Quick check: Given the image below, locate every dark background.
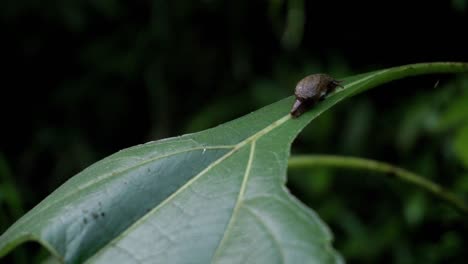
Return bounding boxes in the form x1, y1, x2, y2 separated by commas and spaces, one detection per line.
1, 1, 468, 263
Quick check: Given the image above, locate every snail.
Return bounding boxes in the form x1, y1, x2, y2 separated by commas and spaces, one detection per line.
290, 73, 343, 118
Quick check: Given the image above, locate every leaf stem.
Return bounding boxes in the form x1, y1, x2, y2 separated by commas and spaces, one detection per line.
288, 155, 468, 215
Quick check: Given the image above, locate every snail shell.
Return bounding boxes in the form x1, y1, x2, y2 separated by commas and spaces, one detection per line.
290, 73, 343, 118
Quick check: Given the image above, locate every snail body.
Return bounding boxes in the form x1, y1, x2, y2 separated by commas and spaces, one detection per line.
290, 73, 343, 118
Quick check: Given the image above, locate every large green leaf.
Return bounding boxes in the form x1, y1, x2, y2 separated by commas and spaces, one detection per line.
1, 63, 466, 264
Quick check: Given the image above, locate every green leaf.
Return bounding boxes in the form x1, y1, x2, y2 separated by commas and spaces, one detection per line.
1, 63, 466, 264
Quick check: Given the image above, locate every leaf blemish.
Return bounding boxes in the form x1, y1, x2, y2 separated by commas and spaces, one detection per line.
92, 212, 99, 220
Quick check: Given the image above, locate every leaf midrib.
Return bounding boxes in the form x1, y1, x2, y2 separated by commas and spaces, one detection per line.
210, 141, 257, 262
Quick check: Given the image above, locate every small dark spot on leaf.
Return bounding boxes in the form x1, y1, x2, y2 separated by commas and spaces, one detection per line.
83, 218, 88, 224
92, 212, 99, 219
146, 208, 151, 213
101, 212, 105, 217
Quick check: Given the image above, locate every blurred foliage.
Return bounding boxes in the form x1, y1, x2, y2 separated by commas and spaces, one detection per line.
0, 154, 26, 264
288, 76, 468, 263
452, 0, 468, 12
1, 0, 468, 263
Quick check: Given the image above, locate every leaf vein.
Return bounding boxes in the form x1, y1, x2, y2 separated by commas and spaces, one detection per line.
243, 205, 285, 264
210, 141, 256, 262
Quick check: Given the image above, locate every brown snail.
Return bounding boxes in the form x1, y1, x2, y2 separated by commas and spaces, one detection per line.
290, 73, 343, 118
